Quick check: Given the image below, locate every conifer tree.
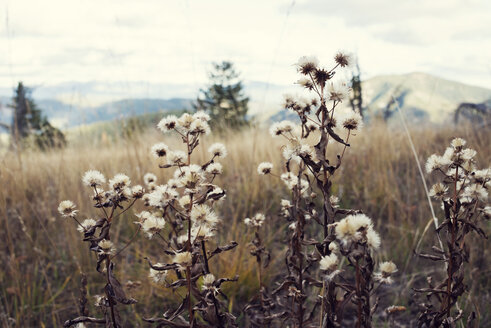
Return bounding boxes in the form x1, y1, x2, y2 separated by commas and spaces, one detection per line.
4, 82, 65, 150
195, 61, 249, 129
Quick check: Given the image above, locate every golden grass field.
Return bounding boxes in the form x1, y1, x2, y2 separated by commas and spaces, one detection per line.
1, 121, 490, 327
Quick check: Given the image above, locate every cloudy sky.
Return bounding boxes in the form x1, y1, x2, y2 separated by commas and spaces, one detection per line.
1, 0, 490, 103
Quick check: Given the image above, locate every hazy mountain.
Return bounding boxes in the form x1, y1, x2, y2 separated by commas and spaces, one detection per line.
1, 73, 490, 129
0, 97, 193, 128
261, 72, 491, 124
362, 72, 491, 123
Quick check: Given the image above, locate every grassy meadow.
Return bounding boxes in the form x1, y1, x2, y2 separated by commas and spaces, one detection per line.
1, 121, 490, 327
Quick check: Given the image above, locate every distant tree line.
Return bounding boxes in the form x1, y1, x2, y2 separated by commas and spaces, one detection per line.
0, 82, 65, 150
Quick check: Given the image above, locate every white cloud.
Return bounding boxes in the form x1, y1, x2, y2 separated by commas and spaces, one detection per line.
0, 0, 490, 101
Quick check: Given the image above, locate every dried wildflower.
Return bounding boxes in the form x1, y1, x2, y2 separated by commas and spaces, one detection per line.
257, 162, 273, 175
58, 200, 78, 217
189, 119, 211, 135
328, 80, 350, 102
142, 216, 165, 238
151, 143, 169, 158
450, 137, 466, 149
149, 264, 167, 284
425, 154, 452, 173
143, 173, 157, 185
147, 185, 179, 208
366, 228, 381, 250
319, 253, 338, 271
167, 150, 186, 165
98, 239, 115, 255
82, 170, 106, 187
334, 51, 353, 68
244, 213, 266, 228
208, 143, 227, 158
463, 183, 488, 202
77, 218, 97, 233
206, 162, 223, 175
190, 204, 219, 226
157, 115, 178, 132
177, 113, 195, 130
269, 120, 295, 137
375, 261, 397, 284
337, 109, 363, 130
428, 182, 448, 199
193, 110, 211, 122
179, 195, 191, 208
295, 55, 319, 74
202, 273, 215, 286
296, 78, 314, 90
130, 185, 144, 198
173, 251, 192, 269
109, 173, 131, 190
281, 172, 299, 190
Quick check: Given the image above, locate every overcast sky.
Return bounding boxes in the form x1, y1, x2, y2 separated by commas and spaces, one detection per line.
1, 0, 491, 100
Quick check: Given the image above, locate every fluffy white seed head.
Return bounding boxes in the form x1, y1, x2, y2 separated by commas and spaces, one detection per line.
295, 56, 319, 74
147, 185, 179, 208
319, 253, 338, 271
202, 273, 215, 286
109, 174, 131, 190
334, 51, 353, 68
425, 154, 452, 173
173, 251, 192, 269
142, 216, 165, 238
428, 183, 448, 199
206, 162, 223, 175
257, 162, 273, 175
151, 143, 169, 158
157, 115, 178, 132
149, 264, 168, 284
208, 143, 227, 158
82, 170, 106, 187
193, 111, 211, 122
167, 150, 187, 165
77, 218, 97, 233
328, 80, 350, 102
244, 213, 266, 228
143, 173, 157, 185
58, 200, 78, 217
451, 137, 466, 149
98, 239, 115, 255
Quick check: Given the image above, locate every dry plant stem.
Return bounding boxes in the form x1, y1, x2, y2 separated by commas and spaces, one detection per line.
443, 167, 459, 316
355, 260, 362, 328
106, 256, 118, 328
319, 281, 325, 328
111, 226, 141, 260
186, 265, 193, 326
201, 240, 210, 274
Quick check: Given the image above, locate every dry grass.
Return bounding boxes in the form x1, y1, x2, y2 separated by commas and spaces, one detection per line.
0, 122, 490, 327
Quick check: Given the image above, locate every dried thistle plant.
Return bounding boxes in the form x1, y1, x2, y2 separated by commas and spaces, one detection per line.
140, 111, 238, 327
253, 54, 397, 328
59, 170, 143, 327
243, 213, 276, 327
416, 138, 490, 327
